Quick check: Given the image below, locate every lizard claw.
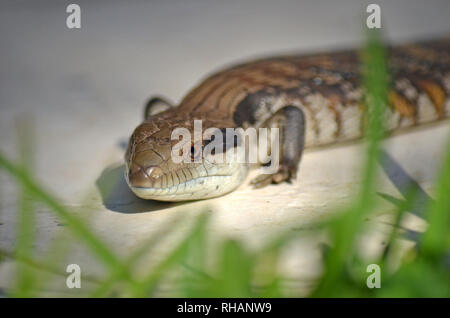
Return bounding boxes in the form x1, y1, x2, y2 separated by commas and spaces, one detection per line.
250, 166, 295, 189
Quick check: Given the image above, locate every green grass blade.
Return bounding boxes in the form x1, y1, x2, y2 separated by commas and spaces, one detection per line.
421, 137, 450, 261
0, 152, 137, 288
90, 215, 186, 297
12, 118, 36, 297
132, 213, 209, 297
312, 29, 388, 297
215, 239, 253, 297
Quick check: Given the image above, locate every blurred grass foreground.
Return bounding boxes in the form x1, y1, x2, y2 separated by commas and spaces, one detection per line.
0, 30, 449, 297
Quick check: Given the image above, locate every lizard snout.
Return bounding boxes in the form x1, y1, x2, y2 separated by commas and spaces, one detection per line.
128, 163, 164, 188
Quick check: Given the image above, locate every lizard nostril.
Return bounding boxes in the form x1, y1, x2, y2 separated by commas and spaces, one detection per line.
146, 166, 164, 180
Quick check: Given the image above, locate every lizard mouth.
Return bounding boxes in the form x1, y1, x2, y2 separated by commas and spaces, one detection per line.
127, 175, 236, 201
124, 163, 249, 201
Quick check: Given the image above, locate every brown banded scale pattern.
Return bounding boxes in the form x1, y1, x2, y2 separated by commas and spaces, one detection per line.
178, 38, 450, 147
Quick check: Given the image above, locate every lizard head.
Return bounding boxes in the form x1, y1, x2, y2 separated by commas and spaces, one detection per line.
124, 113, 248, 201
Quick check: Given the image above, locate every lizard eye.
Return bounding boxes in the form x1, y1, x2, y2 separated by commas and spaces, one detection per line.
190, 144, 202, 160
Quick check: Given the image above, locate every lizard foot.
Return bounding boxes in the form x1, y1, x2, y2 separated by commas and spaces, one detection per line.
250, 166, 296, 189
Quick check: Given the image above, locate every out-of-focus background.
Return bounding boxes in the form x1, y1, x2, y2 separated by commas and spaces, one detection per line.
0, 0, 449, 296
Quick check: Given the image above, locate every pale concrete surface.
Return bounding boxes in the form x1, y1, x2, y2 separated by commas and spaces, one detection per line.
0, 0, 449, 295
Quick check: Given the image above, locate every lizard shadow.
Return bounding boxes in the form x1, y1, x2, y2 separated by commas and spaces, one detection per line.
95, 163, 182, 213
379, 149, 431, 218
377, 149, 433, 244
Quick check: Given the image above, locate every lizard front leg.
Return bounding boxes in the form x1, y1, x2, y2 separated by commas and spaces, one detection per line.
251, 105, 306, 188
144, 96, 175, 119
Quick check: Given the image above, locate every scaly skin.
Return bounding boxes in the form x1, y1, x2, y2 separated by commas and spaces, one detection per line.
125, 38, 450, 201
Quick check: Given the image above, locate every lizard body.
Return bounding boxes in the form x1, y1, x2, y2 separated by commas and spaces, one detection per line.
125, 38, 450, 201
